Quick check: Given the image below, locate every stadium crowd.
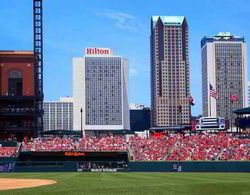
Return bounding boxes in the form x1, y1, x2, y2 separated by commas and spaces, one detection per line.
22, 137, 76, 151
22, 135, 127, 152
130, 132, 249, 161
129, 135, 178, 160
2, 132, 249, 161
0, 147, 17, 157
78, 136, 127, 151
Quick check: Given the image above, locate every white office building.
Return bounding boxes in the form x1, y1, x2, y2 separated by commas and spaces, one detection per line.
43, 97, 73, 131
201, 32, 247, 119
73, 48, 130, 131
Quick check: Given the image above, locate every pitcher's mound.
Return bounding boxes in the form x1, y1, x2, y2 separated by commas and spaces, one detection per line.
0, 178, 57, 191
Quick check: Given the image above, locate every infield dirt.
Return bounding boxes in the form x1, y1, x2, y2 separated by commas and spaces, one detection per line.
0, 178, 56, 191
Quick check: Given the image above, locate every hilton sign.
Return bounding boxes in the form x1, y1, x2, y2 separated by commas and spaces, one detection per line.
85, 48, 112, 55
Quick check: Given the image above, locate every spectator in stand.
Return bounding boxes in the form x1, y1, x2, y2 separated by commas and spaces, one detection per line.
130, 132, 250, 161
22, 135, 128, 152
21, 133, 250, 161
0, 147, 17, 157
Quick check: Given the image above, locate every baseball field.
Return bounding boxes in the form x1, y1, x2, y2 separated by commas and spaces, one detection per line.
0, 172, 249, 194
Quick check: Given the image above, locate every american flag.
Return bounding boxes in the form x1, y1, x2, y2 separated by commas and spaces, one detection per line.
209, 84, 218, 99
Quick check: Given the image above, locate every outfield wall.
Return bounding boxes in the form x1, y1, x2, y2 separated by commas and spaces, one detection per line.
14, 161, 76, 172
0, 160, 249, 172
0, 160, 77, 172
128, 161, 250, 172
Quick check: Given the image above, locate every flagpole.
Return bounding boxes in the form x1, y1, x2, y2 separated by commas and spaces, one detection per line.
209, 94, 211, 117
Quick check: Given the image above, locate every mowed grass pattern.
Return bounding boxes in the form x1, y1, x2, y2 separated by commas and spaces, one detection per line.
0, 172, 249, 195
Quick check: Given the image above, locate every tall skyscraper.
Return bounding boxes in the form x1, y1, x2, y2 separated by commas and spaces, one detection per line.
201, 32, 247, 120
150, 16, 191, 127
73, 48, 130, 132
43, 97, 73, 131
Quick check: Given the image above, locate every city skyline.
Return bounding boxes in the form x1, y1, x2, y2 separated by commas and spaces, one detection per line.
1, 0, 250, 116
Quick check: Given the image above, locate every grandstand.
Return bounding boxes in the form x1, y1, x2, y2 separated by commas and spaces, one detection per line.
0, 141, 19, 156
0, 147, 17, 158
1, 132, 249, 161
0, 132, 249, 173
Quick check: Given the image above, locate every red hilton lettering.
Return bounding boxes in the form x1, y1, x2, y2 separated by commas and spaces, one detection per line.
86, 48, 92, 54
86, 48, 110, 55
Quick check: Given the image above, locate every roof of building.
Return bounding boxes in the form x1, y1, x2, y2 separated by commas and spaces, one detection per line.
201, 32, 245, 48
0, 50, 34, 55
150, 125, 191, 131
152, 16, 185, 28
44, 97, 73, 103
233, 107, 250, 115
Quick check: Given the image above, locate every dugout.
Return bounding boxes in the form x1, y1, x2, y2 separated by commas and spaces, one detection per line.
13, 151, 128, 172
18, 151, 128, 162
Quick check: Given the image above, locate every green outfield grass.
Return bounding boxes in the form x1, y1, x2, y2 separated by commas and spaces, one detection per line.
0, 172, 250, 195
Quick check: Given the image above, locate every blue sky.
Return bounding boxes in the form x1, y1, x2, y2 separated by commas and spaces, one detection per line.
0, 0, 249, 116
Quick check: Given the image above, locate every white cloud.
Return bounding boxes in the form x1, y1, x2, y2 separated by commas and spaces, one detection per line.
129, 67, 138, 77
83, 7, 143, 32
